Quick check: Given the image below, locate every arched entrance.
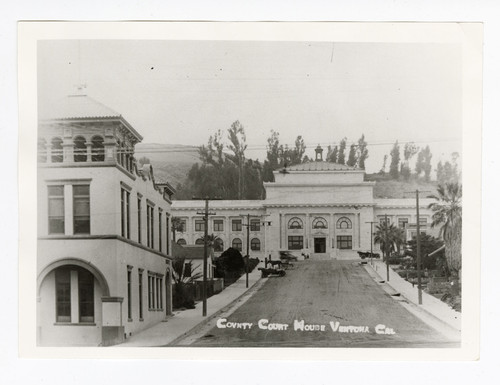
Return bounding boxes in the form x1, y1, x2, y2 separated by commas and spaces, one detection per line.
37, 258, 110, 346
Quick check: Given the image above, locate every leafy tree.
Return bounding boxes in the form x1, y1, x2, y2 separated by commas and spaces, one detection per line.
326, 145, 339, 163
347, 143, 357, 167
389, 141, 400, 179
379, 154, 388, 175
291, 135, 306, 165
422, 146, 433, 181
400, 142, 418, 181
428, 183, 462, 278
406, 234, 446, 272
357, 134, 369, 169
415, 145, 433, 180
337, 138, 347, 165
171, 216, 185, 242
227, 121, 248, 199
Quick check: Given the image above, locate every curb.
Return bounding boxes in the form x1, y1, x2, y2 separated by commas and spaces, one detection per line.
363, 262, 461, 332
167, 272, 263, 346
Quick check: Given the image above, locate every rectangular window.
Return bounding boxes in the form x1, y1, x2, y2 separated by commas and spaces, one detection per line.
73, 185, 90, 234
379, 217, 391, 226
148, 275, 152, 309
138, 270, 143, 320
250, 220, 261, 232
120, 188, 130, 238
232, 219, 242, 232
127, 268, 132, 321
159, 278, 163, 310
288, 236, 303, 250
195, 220, 205, 232
337, 236, 352, 250
147, 204, 154, 248
398, 218, 409, 229
419, 217, 428, 226
179, 220, 186, 233
156, 277, 160, 310
166, 216, 170, 255
48, 185, 65, 234
78, 268, 94, 323
137, 198, 142, 244
159, 212, 163, 252
55, 268, 71, 322
213, 219, 224, 232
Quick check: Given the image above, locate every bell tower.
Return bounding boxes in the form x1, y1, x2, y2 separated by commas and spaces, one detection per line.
315, 145, 323, 161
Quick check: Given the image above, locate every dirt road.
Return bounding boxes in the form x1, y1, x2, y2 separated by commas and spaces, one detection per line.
176, 260, 460, 347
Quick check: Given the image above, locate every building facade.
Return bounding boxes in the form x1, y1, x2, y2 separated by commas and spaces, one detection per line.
37, 93, 175, 346
172, 147, 438, 260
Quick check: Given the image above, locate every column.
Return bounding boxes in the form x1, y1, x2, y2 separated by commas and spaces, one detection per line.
86, 142, 92, 162
64, 184, 73, 235
70, 270, 79, 323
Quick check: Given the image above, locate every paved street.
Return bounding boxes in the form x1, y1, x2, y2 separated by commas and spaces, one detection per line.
176, 260, 460, 347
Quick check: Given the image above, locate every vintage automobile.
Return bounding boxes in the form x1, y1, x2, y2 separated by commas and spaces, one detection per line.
357, 251, 381, 259
258, 267, 286, 278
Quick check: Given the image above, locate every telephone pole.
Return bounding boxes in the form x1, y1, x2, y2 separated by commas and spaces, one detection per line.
240, 213, 261, 288
405, 189, 431, 305
194, 197, 217, 316
365, 221, 377, 266
384, 213, 390, 282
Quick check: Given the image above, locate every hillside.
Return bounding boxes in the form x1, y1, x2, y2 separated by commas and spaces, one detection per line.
366, 173, 439, 199
135, 143, 199, 188
137, 144, 440, 199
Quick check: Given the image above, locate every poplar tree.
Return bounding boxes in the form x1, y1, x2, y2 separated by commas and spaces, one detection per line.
337, 138, 347, 165
389, 141, 400, 179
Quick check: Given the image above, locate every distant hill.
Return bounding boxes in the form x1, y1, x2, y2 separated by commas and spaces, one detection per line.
137, 144, 440, 199
135, 143, 200, 188
366, 173, 439, 199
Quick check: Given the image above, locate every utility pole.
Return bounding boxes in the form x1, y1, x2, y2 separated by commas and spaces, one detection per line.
365, 221, 377, 266
194, 197, 217, 316
405, 189, 430, 305
384, 213, 390, 282
240, 213, 261, 288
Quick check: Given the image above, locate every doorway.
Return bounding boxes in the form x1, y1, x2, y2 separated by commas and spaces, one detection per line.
314, 237, 326, 253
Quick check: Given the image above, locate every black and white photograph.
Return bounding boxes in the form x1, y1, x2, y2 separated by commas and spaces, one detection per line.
18, 22, 482, 358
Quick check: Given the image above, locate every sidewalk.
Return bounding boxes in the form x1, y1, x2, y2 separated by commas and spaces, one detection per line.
118, 265, 263, 347
366, 260, 461, 331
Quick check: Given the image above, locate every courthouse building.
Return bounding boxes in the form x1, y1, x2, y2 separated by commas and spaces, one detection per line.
37, 92, 175, 346
172, 146, 438, 260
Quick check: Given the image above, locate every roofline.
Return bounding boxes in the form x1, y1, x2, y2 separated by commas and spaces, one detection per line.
39, 116, 144, 142
264, 182, 376, 188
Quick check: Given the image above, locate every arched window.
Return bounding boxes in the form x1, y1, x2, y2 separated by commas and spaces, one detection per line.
250, 238, 261, 251
37, 138, 47, 163
73, 136, 87, 162
195, 238, 204, 245
232, 238, 242, 251
336, 217, 352, 229
51, 137, 63, 163
214, 238, 224, 252
312, 217, 328, 229
177, 238, 187, 245
91, 136, 105, 162
55, 265, 94, 323
288, 217, 303, 229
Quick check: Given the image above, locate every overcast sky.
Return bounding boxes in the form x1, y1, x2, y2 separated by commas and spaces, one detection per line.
38, 40, 462, 173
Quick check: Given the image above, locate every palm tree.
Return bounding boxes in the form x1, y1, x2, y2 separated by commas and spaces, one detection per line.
374, 222, 405, 260
201, 234, 223, 252
428, 182, 462, 278
171, 216, 184, 243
